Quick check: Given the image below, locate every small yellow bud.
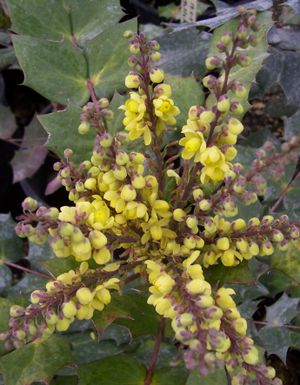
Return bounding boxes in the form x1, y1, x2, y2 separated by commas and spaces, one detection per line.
228, 118, 244, 135
243, 346, 259, 365
120, 185, 137, 201
180, 313, 193, 326
78, 121, 90, 135
186, 279, 210, 295
84, 178, 97, 190
132, 175, 146, 189
233, 317, 247, 336
150, 68, 164, 83
125, 73, 140, 88
56, 318, 72, 332
93, 247, 111, 265
62, 301, 77, 319
199, 199, 211, 211
173, 208, 186, 222
89, 230, 108, 249
217, 96, 230, 113
216, 237, 230, 251
76, 287, 94, 305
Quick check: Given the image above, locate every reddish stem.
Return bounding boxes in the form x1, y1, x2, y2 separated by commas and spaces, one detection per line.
144, 318, 164, 385
86, 79, 100, 114
4, 260, 53, 280
271, 170, 300, 212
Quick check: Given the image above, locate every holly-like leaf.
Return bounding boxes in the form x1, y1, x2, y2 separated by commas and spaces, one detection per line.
209, 11, 272, 113
165, 74, 205, 129
157, 29, 211, 78
205, 260, 254, 285
284, 108, 300, 141
78, 355, 146, 385
0, 104, 16, 140
0, 214, 23, 262
0, 47, 16, 70
42, 257, 79, 277
10, 116, 48, 183
0, 336, 72, 385
258, 326, 300, 363
186, 369, 227, 385
68, 326, 131, 365
7, 0, 123, 43
0, 265, 12, 293
265, 293, 299, 326
39, 104, 94, 164
0, 298, 13, 356
283, 177, 300, 219
257, 48, 300, 108
267, 241, 300, 292
8, 0, 136, 105
152, 367, 188, 385
93, 291, 160, 337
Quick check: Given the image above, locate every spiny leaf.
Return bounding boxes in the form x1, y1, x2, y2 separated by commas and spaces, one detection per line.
39, 104, 94, 164
78, 355, 146, 385
186, 369, 227, 385
0, 336, 72, 385
10, 116, 48, 183
0, 214, 23, 262
265, 293, 299, 326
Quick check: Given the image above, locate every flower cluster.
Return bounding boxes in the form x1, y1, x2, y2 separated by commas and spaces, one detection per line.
3, 9, 299, 385
146, 257, 279, 385
120, 33, 180, 145
1, 262, 119, 349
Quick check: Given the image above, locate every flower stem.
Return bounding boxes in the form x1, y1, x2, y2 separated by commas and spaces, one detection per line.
144, 318, 164, 385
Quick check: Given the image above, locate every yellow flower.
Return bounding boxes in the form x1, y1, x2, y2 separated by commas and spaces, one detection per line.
120, 92, 152, 145
179, 130, 206, 162
87, 196, 114, 230
200, 146, 230, 183
153, 96, 180, 125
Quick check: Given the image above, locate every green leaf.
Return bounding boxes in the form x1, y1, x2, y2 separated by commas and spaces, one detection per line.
257, 48, 300, 108
268, 242, 300, 291
39, 104, 94, 163
205, 260, 254, 285
0, 104, 16, 141
7, 0, 123, 43
12, 35, 89, 105
186, 369, 227, 385
209, 11, 272, 113
165, 74, 205, 129
0, 265, 12, 293
8, 274, 47, 296
10, 116, 48, 183
152, 367, 188, 385
0, 214, 23, 262
9, 0, 136, 105
93, 291, 160, 337
68, 327, 130, 365
0, 47, 16, 70
0, 336, 72, 385
42, 257, 79, 277
87, 20, 137, 99
0, 298, 13, 356
106, 92, 127, 136
158, 29, 211, 78
283, 177, 300, 218
258, 326, 300, 363
131, 339, 178, 369
78, 355, 146, 385
265, 293, 299, 326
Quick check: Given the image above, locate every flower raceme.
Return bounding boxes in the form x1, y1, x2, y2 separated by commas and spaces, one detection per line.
3, 11, 297, 385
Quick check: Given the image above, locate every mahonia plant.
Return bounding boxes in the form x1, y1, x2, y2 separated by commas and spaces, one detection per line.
2, 8, 299, 385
